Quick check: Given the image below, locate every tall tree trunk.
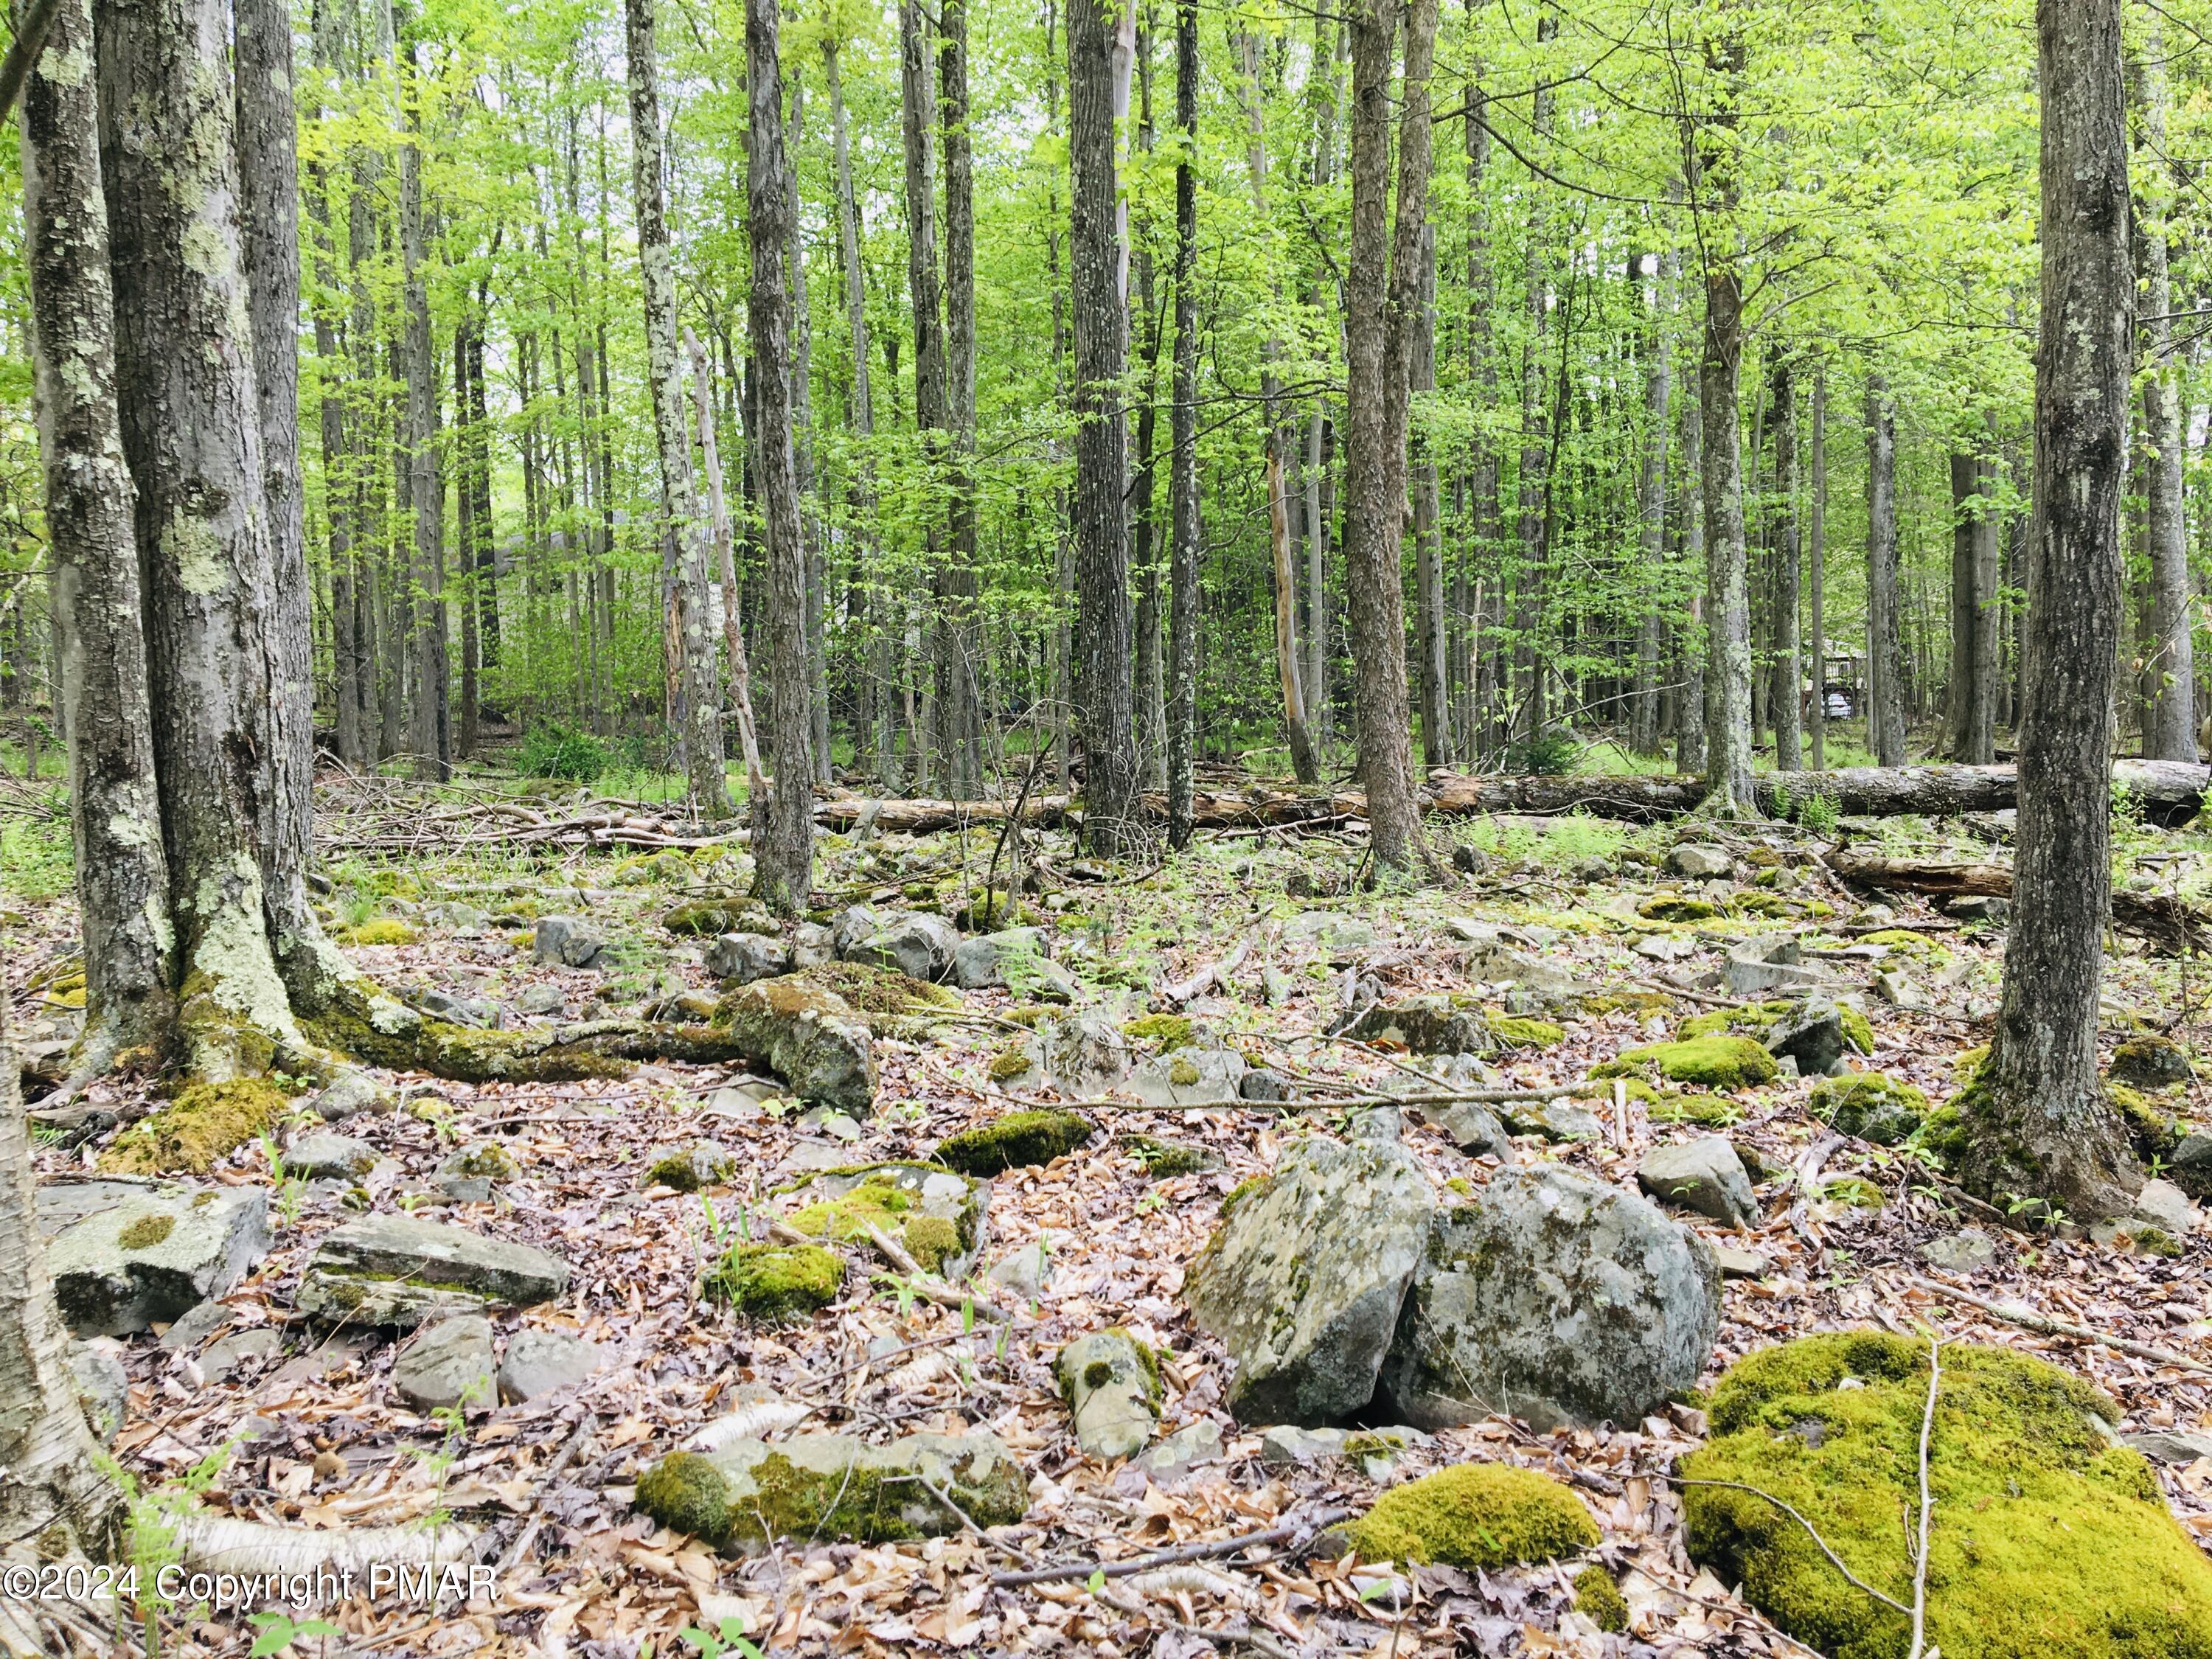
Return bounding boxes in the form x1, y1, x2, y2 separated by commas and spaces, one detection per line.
314, 0, 365, 773
626, 0, 731, 813
1770, 355, 1801, 770
1865, 371, 1906, 765
234, 0, 326, 982
1965, 0, 2140, 1222
21, 0, 174, 1079
100, 0, 313, 1074
786, 78, 832, 787
1304, 3, 1340, 752
2131, 32, 2197, 762
939, 0, 984, 796
1946, 451, 2000, 764
455, 322, 481, 757
748, 0, 815, 912
900, 0, 950, 794
1808, 358, 1826, 771
1166, 0, 1199, 849
1632, 251, 1671, 756
1412, 225, 1450, 770
687, 327, 765, 788
1131, 27, 1169, 788
1697, 35, 1756, 814
397, 38, 448, 782
1675, 332, 1706, 773
1067, 0, 1140, 851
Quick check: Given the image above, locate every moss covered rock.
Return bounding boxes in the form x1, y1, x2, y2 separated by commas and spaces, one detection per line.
703, 1243, 842, 1318
793, 959, 961, 1037
1118, 1133, 1220, 1178
1679, 1001, 1795, 1041
1592, 1035, 1778, 1091
1639, 895, 1722, 922
1487, 1014, 1565, 1048
1648, 1093, 1740, 1128
1343, 1463, 1598, 1569
714, 977, 877, 1114
664, 896, 770, 937
1573, 1565, 1630, 1633
1810, 1072, 1928, 1145
100, 1079, 290, 1175
1683, 1332, 2212, 1659
932, 1109, 1093, 1175
633, 1431, 1029, 1548
1122, 1012, 1196, 1050
2110, 1034, 2194, 1089
780, 1162, 989, 1279
336, 917, 417, 946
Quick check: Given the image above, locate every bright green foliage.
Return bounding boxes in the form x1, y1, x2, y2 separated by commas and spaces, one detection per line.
932, 1109, 1093, 1174
703, 1244, 843, 1318
1344, 1464, 1599, 1569
1593, 1036, 1778, 1091
1683, 1333, 2212, 1659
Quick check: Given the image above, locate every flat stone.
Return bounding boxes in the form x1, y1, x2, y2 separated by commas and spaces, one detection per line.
986, 1240, 1054, 1301
1669, 844, 1733, 879
1872, 970, 1928, 1011
1944, 894, 2010, 922
1714, 1245, 1770, 1280
534, 915, 605, 969
1239, 1067, 1291, 1103
1132, 1046, 1246, 1107
35, 1178, 167, 1239
1419, 1101, 1512, 1158
1380, 1162, 1721, 1433
1259, 1424, 1349, 1467
1637, 1135, 1760, 1228
706, 932, 793, 985
1025, 1011, 1133, 1096
1919, 1228, 1997, 1272
792, 922, 836, 970
200, 1326, 282, 1381
47, 1186, 271, 1338
846, 912, 961, 981
1725, 945, 1839, 998
517, 984, 566, 1016
1186, 1135, 1434, 1425
312, 1071, 390, 1122
286, 1133, 378, 1183
498, 1329, 607, 1402
1135, 1421, 1221, 1478
2126, 1429, 2212, 1465
1347, 995, 1489, 1056
1498, 1098, 1605, 1144
70, 1342, 128, 1442
1636, 934, 1700, 962
296, 1215, 569, 1329
830, 905, 884, 959
159, 1298, 233, 1351
1056, 1332, 1160, 1460
392, 1315, 496, 1412
2132, 1178, 2201, 1237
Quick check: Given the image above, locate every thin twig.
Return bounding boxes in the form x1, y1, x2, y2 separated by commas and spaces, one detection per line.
1905, 1276, 2212, 1375
491, 1416, 596, 1579
990, 1506, 1357, 1588
1669, 1480, 1911, 1618
892, 1472, 1036, 1567
1907, 1338, 1942, 1659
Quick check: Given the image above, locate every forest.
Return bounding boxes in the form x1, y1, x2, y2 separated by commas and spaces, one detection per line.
1, 0, 2211, 1653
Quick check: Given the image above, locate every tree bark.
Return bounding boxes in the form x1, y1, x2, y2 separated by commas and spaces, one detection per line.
313, 0, 366, 773
397, 36, 448, 783
939, 0, 984, 796
1632, 253, 1672, 757
21, 0, 174, 1077
1865, 373, 1905, 765
1946, 451, 2000, 764
1697, 63, 1756, 815
787, 77, 831, 788
1167, 0, 1198, 849
686, 327, 764, 790
1966, 0, 2140, 1222
1808, 358, 1826, 771
1768, 356, 1801, 771
100, 0, 314, 1076
2130, 32, 2197, 762
748, 0, 815, 913
1675, 325, 1707, 773
626, 0, 731, 814
1067, 0, 1141, 852
1412, 223, 1450, 771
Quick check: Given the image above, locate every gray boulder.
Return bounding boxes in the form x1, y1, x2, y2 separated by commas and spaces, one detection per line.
311, 1070, 389, 1122
159, 1298, 233, 1352
1725, 936, 1838, 998
952, 928, 1040, 990
1669, 844, 1733, 880
792, 921, 836, 970
1282, 912, 1379, 954
1133, 1046, 1247, 1107
1024, 1011, 1133, 1096
1380, 1162, 1721, 1431
286, 1133, 378, 1183
717, 978, 878, 1115
200, 1326, 282, 1381
848, 912, 961, 982
830, 904, 885, 959
1637, 1135, 1759, 1228
1346, 995, 1489, 1056
2126, 1429, 2212, 1465
47, 1187, 270, 1338
296, 1215, 570, 1329
1944, 894, 2011, 922
1419, 1101, 1512, 1158
498, 1329, 608, 1402
706, 933, 793, 985
70, 1342, 128, 1442
2170, 1132, 2212, 1200
1056, 1332, 1160, 1460
533, 915, 605, 968
1763, 997, 1853, 1076
516, 984, 566, 1016
1259, 1424, 1349, 1468
1186, 1135, 1434, 1425
1136, 1419, 1222, 1475
985, 1239, 1054, 1301
1498, 1097, 1606, 1144
2132, 1178, 2202, 1236
392, 1315, 496, 1412
1919, 1228, 1997, 1271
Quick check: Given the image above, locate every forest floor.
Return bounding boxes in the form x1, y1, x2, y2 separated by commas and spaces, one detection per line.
6, 773, 2212, 1659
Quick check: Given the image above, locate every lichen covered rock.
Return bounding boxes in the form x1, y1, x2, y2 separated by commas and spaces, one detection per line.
1346, 994, 1491, 1056
714, 976, 877, 1115
1810, 1072, 1927, 1145
1592, 1034, 1778, 1091
295, 1214, 570, 1329
704, 1244, 843, 1318
634, 1432, 1028, 1548
644, 1141, 740, 1192
1343, 1463, 1598, 1568
1186, 1135, 1434, 1426
1055, 1330, 1161, 1459
780, 1162, 989, 1280
1683, 1332, 2212, 1659
47, 1186, 270, 1338
932, 1110, 1093, 1175
1380, 1162, 1719, 1432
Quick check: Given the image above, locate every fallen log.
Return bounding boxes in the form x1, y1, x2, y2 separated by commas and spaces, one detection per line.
812, 759, 2210, 836
1828, 846, 2207, 953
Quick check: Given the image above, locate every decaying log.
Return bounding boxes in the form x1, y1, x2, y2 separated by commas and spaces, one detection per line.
1829, 846, 2207, 953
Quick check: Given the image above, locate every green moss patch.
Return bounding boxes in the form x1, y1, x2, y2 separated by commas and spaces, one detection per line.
1573, 1565, 1629, 1633
782, 1165, 984, 1270
635, 1453, 734, 1540
101, 1079, 288, 1175
1123, 1012, 1196, 1050
336, 918, 417, 946
1344, 1463, 1599, 1569
1811, 1073, 1928, 1145
987, 1046, 1032, 1082
1680, 1001, 1795, 1040
1592, 1035, 1778, 1091
1683, 1332, 2212, 1659
1859, 928, 1948, 959
1488, 1014, 1565, 1048
2110, 1035, 2194, 1088
1639, 895, 1721, 922
1649, 1092, 1740, 1128
703, 1243, 843, 1318
116, 1212, 176, 1251
932, 1109, 1093, 1175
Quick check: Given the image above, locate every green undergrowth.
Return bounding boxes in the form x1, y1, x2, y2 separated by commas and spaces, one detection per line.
1683, 1332, 2212, 1659
1344, 1463, 1599, 1570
